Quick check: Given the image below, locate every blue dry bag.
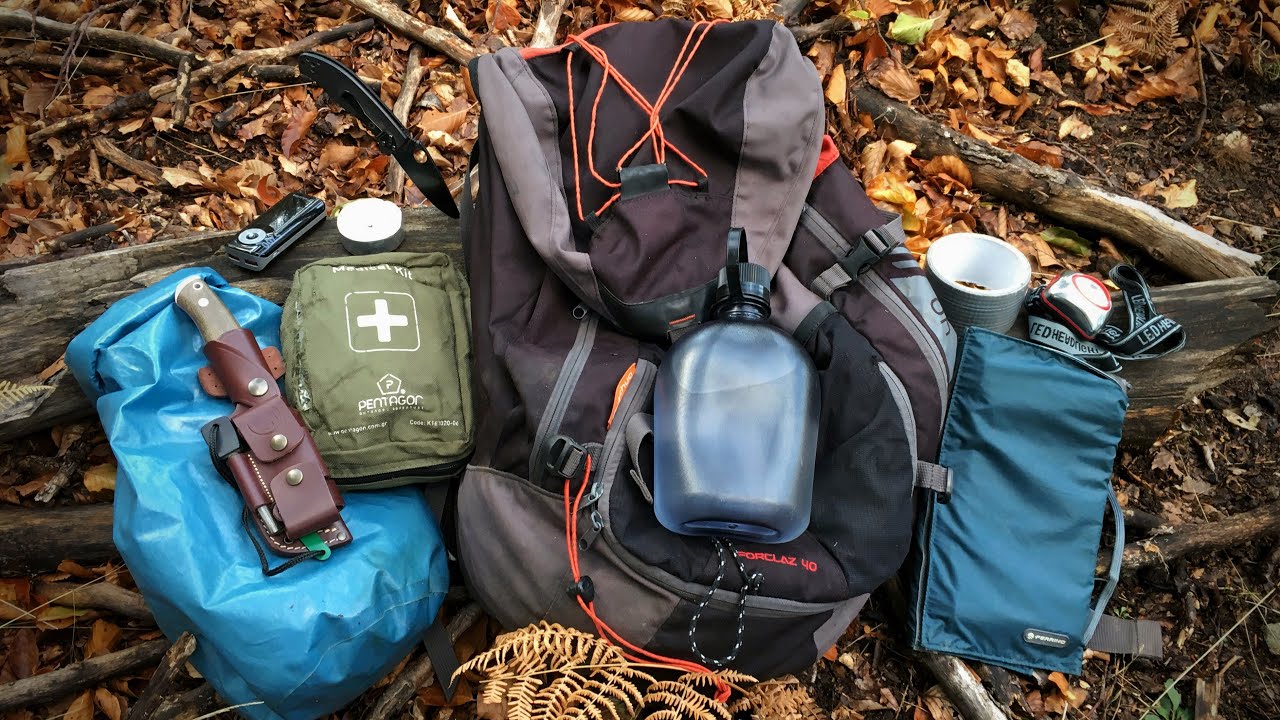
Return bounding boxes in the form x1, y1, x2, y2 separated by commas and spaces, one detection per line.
66, 268, 449, 720
906, 328, 1162, 675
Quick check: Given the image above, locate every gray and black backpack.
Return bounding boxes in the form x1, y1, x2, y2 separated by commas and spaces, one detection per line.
457, 18, 956, 678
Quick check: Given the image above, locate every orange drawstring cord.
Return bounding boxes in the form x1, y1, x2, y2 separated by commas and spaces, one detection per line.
563, 20, 726, 220
563, 455, 732, 703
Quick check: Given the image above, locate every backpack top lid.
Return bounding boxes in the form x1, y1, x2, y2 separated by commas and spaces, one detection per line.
471, 19, 824, 338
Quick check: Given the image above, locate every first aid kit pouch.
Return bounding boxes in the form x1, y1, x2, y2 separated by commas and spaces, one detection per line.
65, 268, 449, 720
906, 327, 1162, 675
282, 252, 474, 488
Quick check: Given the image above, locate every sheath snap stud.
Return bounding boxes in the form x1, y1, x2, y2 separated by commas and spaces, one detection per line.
247, 378, 269, 396
286, 468, 304, 485
270, 434, 289, 451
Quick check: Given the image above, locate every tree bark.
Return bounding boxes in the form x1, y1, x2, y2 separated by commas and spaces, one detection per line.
0, 9, 193, 67
851, 86, 1261, 281
338, 0, 479, 65
0, 504, 117, 576
0, 51, 128, 75
0, 639, 168, 712
33, 581, 154, 622
365, 604, 485, 720
128, 633, 198, 720
150, 685, 219, 720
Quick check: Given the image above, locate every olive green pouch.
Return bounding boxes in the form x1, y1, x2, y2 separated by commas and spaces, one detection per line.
281, 252, 473, 488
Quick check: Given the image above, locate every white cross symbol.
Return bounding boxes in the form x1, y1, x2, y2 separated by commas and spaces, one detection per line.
356, 299, 409, 343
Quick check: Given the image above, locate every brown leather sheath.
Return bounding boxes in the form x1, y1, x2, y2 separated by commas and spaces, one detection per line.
204, 329, 351, 556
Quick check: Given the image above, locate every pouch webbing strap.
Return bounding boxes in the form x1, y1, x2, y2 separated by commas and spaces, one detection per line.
1094, 265, 1186, 360
624, 413, 656, 504
914, 461, 952, 501
422, 614, 463, 700
793, 301, 838, 347
807, 214, 906, 299
1083, 488, 1125, 645
1086, 614, 1164, 658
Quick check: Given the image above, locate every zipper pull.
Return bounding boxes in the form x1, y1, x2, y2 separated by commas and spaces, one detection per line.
572, 304, 589, 321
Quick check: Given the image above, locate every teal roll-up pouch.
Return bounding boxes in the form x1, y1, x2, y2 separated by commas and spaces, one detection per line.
906, 328, 1159, 675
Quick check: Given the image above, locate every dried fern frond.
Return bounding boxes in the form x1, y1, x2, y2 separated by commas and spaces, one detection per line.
738, 676, 826, 720
0, 380, 53, 422
458, 622, 757, 720
1103, 0, 1186, 63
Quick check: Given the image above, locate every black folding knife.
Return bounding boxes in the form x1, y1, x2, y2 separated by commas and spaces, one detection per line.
298, 51, 460, 218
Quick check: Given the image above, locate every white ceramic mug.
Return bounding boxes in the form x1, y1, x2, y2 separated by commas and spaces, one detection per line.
925, 233, 1032, 334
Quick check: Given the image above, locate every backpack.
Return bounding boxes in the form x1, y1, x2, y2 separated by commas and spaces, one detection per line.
457, 18, 956, 678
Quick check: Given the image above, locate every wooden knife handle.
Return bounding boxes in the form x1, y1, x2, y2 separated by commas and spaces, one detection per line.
174, 276, 240, 342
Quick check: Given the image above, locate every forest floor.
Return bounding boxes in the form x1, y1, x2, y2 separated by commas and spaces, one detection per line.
2, 0, 1279, 718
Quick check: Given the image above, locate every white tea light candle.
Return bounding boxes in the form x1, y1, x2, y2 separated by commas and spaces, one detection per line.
336, 198, 404, 255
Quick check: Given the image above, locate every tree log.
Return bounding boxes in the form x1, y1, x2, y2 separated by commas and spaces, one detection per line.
0, 9, 193, 68
851, 86, 1261, 281
0, 209, 459, 442
0, 639, 168, 712
33, 581, 153, 622
0, 209, 1271, 443
1120, 501, 1280, 573
0, 504, 117, 575
128, 633, 198, 720
366, 603, 485, 720
338, 0, 479, 65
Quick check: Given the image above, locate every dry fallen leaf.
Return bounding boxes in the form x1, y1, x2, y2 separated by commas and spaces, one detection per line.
922, 685, 956, 720
5, 125, 29, 166
486, 0, 522, 33
1159, 179, 1198, 209
281, 106, 319, 159
85, 619, 122, 659
1006, 58, 1031, 88
95, 688, 125, 720
82, 85, 118, 110
825, 62, 848, 106
703, 0, 734, 19
989, 82, 1020, 106
162, 167, 208, 189
1152, 447, 1184, 477
83, 463, 117, 493
999, 8, 1038, 41
922, 155, 973, 186
1124, 50, 1200, 105
1058, 114, 1094, 140
66, 691, 95, 720
417, 107, 471, 135
319, 143, 362, 170
1013, 140, 1063, 168
866, 57, 920, 102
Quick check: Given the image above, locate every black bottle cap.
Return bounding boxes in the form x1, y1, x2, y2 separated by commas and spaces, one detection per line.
711, 228, 771, 319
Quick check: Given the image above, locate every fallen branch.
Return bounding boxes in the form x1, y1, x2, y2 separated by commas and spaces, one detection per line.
789, 14, 852, 44
851, 86, 1261, 280
388, 44, 428, 202
128, 633, 197, 720
0, 50, 127, 75
37, 223, 119, 255
774, 0, 811, 22
882, 579, 1009, 720
531, 0, 571, 48
171, 55, 194, 127
32, 422, 95, 503
33, 581, 153, 623
151, 684, 219, 720
1119, 501, 1280, 573
0, 8, 192, 68
32, 19, 376, 141
365, 603, 485, 720
92, 137, 163, 186
0, 639, 168, 712
338, 0, 479, 65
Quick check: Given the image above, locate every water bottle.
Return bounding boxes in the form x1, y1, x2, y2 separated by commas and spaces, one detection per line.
652, 229, 819, 544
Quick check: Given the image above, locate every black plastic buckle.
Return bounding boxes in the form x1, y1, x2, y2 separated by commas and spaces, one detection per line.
567, 575, 595, 603
838, 227, 895, 277
545, 435, 586, 479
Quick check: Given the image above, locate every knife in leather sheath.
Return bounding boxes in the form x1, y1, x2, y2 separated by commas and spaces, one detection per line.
175, 276, 352, 559
298, 51, 460, 218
